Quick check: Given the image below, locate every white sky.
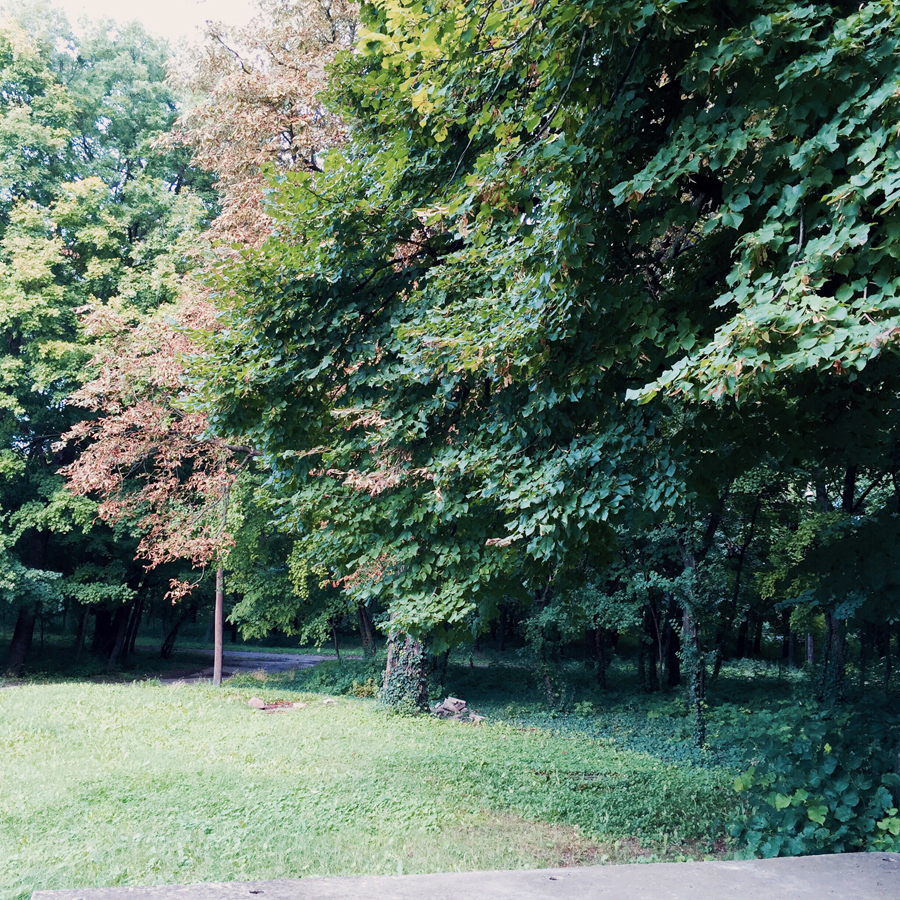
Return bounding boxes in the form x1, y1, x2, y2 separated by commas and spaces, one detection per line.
53, 0, 258, 43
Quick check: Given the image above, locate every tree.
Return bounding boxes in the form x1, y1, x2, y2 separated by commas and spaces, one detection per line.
191, 0, 900, 719
165, 0, 356, 246
0, 11, 210, 671
62, 0, 359, 674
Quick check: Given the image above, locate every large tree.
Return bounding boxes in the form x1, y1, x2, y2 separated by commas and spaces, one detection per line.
191, 0, 900, 711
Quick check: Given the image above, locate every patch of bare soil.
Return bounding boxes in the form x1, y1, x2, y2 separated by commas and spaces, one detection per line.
462, 811, 727, 869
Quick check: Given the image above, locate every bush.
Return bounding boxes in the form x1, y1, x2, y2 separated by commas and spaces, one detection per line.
292, 658, 382, 696
729, 710, 900, 857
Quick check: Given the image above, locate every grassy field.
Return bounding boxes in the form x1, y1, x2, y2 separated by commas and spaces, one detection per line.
0, 670, 734, 899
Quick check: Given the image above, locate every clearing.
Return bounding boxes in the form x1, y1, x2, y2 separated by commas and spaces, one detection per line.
0, 666, 732, 900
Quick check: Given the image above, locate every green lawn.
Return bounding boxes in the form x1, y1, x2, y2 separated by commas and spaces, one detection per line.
0, 675, 732, 899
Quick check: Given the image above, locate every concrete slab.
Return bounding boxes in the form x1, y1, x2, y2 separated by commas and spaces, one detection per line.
30, 853, 900, 900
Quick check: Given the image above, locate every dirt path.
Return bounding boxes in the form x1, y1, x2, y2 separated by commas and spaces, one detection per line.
160, 649, 338, 684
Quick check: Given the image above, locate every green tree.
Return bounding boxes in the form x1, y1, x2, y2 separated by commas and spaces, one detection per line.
0, 11, 210, 671
192, 0, 900, 717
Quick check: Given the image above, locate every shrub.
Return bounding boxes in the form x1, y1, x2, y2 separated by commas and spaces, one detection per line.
292, 658, 382, 696
350, 677, 378, 698
729, 711, 900, 857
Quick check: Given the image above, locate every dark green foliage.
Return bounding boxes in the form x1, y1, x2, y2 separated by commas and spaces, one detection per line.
284, 657, 383, 696
379, 636, 429, 713
730, 710, 900, 856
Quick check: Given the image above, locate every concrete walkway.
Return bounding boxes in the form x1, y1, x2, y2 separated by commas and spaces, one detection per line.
161, 650, 335, 684
32, 853, 900, 899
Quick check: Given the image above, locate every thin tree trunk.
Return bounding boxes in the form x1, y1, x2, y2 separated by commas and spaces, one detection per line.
595, 627, 608, 689
332, 625, 341, 664
713, 497, 761, 681
807, 632, 814, 665
736, 617, 749, 658
74, 607, 89, 659
752, 615, 763, 656
645, 605, 660, 691
859, 626, 868, 692
126, 594, 145, 656
664, 613, 681, 688
683, 605, 706, 745
6, 530, 49, 673
356, 604, 376, 657
213, 565, 224, 686
820, 611, 847, 702
160, 606, 192, 659
678, 517, 719, 746
780, 612, 791, 663
884, 626, 893, 697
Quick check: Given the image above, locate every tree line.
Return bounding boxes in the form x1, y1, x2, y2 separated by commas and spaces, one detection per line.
2, 0, 899, 747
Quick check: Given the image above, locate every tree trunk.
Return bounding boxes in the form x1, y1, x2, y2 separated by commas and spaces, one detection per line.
356, 604, 376, 657
107, 604, 132, 668
751, 615, 763, 657
663, 612, 681, 687
6, 530, 49, 673
736, 617, 749, 658
807, 632, 814, 665
382, 631, 428, 710
780, 612, 791, 663
6, 606, 37, 674
126, 594, 145, 656
859, 625, 869, 692
595, 627, 608, 689
683, 605, 706, 745
160, 601, 197, 659
884, 626, 893, 697
213, 565, 224, 686
820, 612, 847, 703
332, 624, 342, 664
74, 607, 89, 659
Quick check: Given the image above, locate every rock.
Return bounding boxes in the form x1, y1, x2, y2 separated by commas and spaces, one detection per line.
248, 697, 267, 710
432, 696, 479, 720
322, 698, 336, 705
292, 701, 307, 709
470, 714, 486, 724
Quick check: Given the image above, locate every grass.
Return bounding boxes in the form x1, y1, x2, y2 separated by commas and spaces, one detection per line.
0, 673, 733, 899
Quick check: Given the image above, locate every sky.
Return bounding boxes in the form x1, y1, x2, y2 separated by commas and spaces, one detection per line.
52, 0, 258, 43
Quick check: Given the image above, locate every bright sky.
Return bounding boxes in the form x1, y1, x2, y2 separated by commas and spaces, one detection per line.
54, 0, 258, 43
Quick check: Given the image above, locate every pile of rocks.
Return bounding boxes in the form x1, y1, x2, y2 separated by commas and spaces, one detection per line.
431, 696, 485, 724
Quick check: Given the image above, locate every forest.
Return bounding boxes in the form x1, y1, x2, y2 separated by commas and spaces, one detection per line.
2, 0, 900, 873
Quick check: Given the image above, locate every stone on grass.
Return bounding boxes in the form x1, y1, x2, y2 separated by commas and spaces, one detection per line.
322, 698, 336, 705
292, 701, 307, 709
431, 696, 485, 723
248, 697, 267, 710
